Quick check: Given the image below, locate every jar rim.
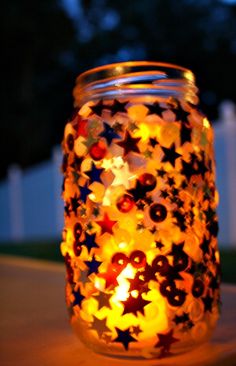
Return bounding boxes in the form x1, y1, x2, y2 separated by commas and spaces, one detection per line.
74, 61, 197, 107
77, 61, 195, 85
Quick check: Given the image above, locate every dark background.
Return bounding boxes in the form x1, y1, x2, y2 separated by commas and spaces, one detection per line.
1, 0, 236, 179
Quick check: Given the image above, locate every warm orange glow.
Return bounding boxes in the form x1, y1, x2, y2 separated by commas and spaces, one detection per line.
61, 64, 220, 359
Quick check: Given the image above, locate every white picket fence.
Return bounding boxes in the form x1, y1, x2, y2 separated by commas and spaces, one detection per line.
0, 101, 235, 247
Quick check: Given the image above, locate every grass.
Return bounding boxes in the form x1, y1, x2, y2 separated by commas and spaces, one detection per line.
0, 240, 62, 262
0, 241, 235, 283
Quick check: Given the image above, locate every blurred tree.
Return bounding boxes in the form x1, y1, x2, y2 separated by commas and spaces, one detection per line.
77, 0, 236, 118
1, 0, 235, 177
0, 0, 76, 178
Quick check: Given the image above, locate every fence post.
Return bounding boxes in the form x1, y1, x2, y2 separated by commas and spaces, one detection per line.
220, 101, 236, 247
8, 164, 24, 241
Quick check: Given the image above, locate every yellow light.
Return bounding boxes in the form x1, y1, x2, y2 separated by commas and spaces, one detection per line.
203, 117, 210, 129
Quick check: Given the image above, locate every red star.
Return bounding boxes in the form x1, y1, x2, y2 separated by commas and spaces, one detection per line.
96, 213, 117, 235
122, 294, 151, 316
98, 264, 121, 289
117, 131, 141, 156
155, 329, 179, 354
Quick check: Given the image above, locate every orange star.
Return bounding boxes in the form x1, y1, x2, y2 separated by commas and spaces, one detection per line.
96, 213, 117, 235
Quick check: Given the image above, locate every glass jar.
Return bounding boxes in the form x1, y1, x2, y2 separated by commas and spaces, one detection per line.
61, 61, 220, 360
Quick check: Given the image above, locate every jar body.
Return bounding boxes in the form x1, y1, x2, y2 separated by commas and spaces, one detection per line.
61, 63, 220, 360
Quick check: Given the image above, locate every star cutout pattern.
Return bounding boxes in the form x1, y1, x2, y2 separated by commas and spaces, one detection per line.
113, 327, 137, 350
96, 213, 117, 235
99, 122, 121, 145
155, 329, 179, 357
62, 95, 220, 357
161, 143, 181, 167
117, 131, 141, 156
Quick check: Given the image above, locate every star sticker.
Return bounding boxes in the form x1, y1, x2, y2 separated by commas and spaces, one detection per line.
157, 168, 166, 178
86, 222, 93, 231
199, 236, 211, 255
70, 155, 83, 171
99, 122, 121, 145
96, 213, 117, 235
204, 206, 216, 222
144, 149, 153, 158
181, 160, 197, 182
209, 275, 220, 292
98, 264, 120, 289
70, 194, 80, 214
149, 226, 157, 234
172, 210, 187, 232
113, 327, 137, 350
127, 181, 147, 201
182, 320, 194, 331
85, 255, 102, 275
176, 198, 184, 208
207, 219, 219, 237
142, 264, 158, 282
83, 232, 99, 253
72, 287, 85, 308
94, 291, 112, 309
90, 316, 110, 337
161, 144, 181, 168
64, 202, 71, 217
202, 292, 214, 312
181, 180, 188, 189
128, 273, 148, 293
180, 123, 192, 145
172, 101, 190, 124
79, 182, 92, 203
117, 131, 141, 156
112, 121, 123, 132
92, 206, 100, 217
89, 100, 107, 117
196, 156, 209, 178
154, 329, 179, 355
155, 241, 164, 250
129, 122, 139, 131
167, 177, 175, 186
102, 334, 112, 343
149, 137, 159, 148
160, 190, 169, 199
171, 187, 179, 196
136, 200, 146, 210
174, 312, 190, 325
132, 325, 142, 337
111, 161, 135, 189
144, 102, 166, 117
110, 99, 127, 116
85, 162, 104, 183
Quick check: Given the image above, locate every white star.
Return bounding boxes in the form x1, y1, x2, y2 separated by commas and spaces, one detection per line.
111, 161, 136, 189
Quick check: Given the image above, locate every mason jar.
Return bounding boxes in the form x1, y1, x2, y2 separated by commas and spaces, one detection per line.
61, 61, 220, 360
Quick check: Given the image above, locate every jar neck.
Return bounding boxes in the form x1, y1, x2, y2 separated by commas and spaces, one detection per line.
73, 61, 199, 107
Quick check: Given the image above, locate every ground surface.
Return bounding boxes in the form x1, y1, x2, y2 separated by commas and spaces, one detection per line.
0, 255, 236, 366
